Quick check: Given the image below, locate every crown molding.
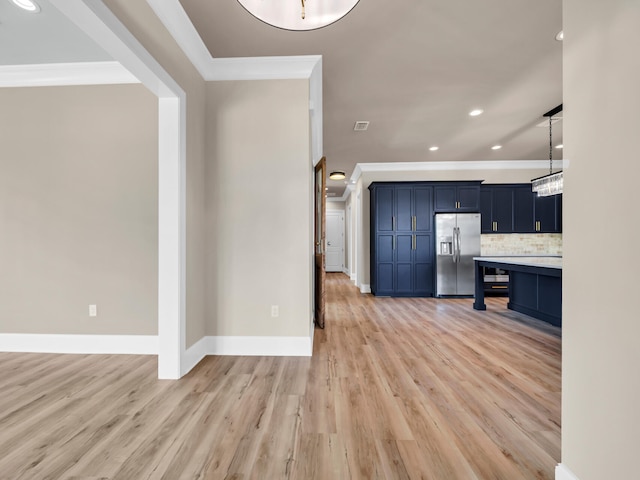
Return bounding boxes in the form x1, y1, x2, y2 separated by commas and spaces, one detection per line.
0, 61, 139, 87
203, 55, 322, 81
146, 0, 320, 81
349, 160, 569, 184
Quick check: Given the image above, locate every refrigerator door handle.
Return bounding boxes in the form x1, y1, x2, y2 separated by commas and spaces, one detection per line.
456, 227, 462, 263
452, 227, 458, 263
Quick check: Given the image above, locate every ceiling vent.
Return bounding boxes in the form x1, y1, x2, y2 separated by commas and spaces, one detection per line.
354, 121, 369, 131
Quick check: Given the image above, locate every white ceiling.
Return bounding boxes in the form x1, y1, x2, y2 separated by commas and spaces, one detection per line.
178, 0, 563, 196
0, 0, 111, 65
0, 0, 563, 198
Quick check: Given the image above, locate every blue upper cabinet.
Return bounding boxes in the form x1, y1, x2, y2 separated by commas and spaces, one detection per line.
434, 182, 481, 212
487, 184, 562, 234
480, 185, 516, 233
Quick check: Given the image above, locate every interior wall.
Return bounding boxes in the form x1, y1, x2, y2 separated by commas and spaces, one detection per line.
205, 80, 312, 338
0, 85, 158, 335
562, 1, 640, 479
105, 0, 208, 349
358, 166, 560, 285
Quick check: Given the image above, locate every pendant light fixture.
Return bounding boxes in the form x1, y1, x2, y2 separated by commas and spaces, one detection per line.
236, 0, 361, 31
532, 104, 563, 197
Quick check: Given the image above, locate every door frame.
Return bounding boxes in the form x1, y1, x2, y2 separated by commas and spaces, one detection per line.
314, 157, 326, 328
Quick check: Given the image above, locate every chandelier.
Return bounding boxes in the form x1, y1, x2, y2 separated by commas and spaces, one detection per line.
532, 104, 563, 197
237, 0, 361, 31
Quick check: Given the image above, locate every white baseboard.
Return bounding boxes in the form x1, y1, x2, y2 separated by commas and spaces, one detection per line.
350, 273, 356, 282
181, 334, 314, 374
0, 333, 158, 355
182, 335, 210, 376
208, 335, 313, 356
342, 267, 349, 275
556, 464, 581, 480
360, 283, 371, 294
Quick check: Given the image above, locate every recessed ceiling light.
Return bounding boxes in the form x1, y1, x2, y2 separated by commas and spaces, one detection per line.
491, 145, 502, 150
556, 30, 564, 41
469, 109, 484, 117
555, 144, 564, 149
429, 146, 439, 151
10, 0, 40, 12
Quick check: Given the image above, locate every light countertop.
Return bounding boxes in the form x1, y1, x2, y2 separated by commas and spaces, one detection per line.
473, 256, 562, 269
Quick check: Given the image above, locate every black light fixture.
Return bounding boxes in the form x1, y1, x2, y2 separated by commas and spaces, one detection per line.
532, 104, 563, 197
329, 171, 346, 181
236, 0, 361, 31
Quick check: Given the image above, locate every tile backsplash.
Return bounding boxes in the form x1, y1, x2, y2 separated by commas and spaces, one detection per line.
481, 233, 563, 256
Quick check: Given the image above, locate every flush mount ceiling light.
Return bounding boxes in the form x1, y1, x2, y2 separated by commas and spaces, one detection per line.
429, 146, 439, 151
491, 145, 502, 150
469, 109, 484, 117
237, 0, 361, 31
329, 171, 346, 181
532, 104, 563, 197
9, 0, 40, 12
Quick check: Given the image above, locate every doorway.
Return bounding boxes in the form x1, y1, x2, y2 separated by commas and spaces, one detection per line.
325, 211, 345, 272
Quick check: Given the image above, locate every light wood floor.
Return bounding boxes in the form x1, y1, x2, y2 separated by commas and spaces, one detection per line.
0, 273, 561, 479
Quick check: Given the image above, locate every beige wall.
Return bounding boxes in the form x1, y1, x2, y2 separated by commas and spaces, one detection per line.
105, 0, 208, 348
562, 1, 640, 478
359, 167, 559, 285
0, 85, 158, 335
205, 80, 312, 337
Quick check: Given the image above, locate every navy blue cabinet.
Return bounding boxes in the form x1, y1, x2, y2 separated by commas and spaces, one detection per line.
434, 183, 481, 212
483, 184, 562, 234
369, 183, 434, 297
513, 186, 562, 233
480, 185, 515, 233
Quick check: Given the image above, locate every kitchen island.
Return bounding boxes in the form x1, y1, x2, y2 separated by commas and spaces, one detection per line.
473, 256, 562, 327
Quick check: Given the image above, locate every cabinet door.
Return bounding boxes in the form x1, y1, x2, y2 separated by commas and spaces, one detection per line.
395, 187, 413, 232
535, 195, 557, 233
413, 186, 433, 232
457, 185, 480, 211
414, 233, 433, 295
513, 186, 535, 233
434, 186, 456, 211
375, 234, 395, 295
480, 188, 493, 233
375, 186, 395, 232
492, 188, 513, 232
395, 234, 414, 295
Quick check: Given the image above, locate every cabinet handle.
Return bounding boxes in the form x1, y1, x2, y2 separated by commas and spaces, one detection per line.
412, 235, 416, 250
535, 220, 540, 232
456, 201, 460, 209
393, 236, 396, 250
392, 216, 396, 231
412, 216, 416, 231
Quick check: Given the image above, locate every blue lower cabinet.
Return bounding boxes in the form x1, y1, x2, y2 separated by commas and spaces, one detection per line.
509, 271, 562, 327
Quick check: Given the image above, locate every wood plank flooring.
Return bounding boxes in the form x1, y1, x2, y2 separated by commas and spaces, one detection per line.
0, 273, 561, 479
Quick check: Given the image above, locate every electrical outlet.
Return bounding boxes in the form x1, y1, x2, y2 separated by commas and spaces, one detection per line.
271, 305, 279, 317
89, 304, 97, 317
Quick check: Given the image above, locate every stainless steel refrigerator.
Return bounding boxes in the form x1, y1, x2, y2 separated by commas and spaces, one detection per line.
435, 213, 481, 296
